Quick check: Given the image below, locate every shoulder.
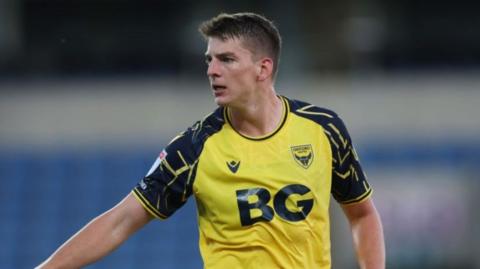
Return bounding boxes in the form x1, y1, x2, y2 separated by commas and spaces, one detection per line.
165, 107, 226, 155
284, 96, 355, 144
285, 96, 340, 124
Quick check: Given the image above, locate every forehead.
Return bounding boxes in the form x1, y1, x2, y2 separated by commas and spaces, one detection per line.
205, 37, 253, 57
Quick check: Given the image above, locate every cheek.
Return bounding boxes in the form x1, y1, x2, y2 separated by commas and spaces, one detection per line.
234, 67, 257, 84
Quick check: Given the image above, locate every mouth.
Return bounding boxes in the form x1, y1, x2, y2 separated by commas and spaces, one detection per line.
212, 85, 227, 97
212, 84, 227, 91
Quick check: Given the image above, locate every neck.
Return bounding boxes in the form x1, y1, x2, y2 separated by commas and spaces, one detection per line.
228, 87, 283, 138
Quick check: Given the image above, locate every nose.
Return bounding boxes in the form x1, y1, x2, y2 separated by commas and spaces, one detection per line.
207, 59, 220, 78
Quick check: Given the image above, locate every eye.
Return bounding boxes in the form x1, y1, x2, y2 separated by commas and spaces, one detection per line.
205, 56, 212, 65
220, 56, 234, 63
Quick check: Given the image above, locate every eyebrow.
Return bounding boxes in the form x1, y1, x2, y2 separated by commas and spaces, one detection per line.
204, 52, 237, 58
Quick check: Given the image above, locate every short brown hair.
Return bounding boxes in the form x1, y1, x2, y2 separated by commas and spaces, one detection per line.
199, 12, 282, 79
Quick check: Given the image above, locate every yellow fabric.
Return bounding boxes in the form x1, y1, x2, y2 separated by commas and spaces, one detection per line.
132, 96, 373, 268
194, 101, 334, 268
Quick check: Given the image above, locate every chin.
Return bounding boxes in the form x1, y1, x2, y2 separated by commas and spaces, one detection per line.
214, 96, 231, 107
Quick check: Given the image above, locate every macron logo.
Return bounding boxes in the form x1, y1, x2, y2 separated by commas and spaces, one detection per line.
227, 160, 241, 173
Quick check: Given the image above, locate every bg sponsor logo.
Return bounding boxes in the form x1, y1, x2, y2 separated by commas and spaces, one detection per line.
236, 184, 313, 226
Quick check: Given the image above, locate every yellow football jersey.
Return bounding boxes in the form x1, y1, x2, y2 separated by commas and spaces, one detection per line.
133, 96, 372, 269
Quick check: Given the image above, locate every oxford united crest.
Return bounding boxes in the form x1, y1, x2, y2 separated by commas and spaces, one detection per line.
291, 144, 314, 169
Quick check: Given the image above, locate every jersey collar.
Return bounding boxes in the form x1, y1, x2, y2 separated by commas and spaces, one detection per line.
224, 96, 289, 141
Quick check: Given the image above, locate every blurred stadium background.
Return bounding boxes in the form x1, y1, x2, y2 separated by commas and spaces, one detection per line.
1, 1, 479, 268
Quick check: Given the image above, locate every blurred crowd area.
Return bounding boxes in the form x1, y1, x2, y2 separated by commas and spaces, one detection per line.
1, 0, 480, 79
1, 1, 480, 269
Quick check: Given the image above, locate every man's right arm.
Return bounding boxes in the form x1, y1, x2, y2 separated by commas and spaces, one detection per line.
36, 193, 153, 269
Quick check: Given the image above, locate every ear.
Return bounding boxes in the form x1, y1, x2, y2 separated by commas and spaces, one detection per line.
257, 58, 274, 81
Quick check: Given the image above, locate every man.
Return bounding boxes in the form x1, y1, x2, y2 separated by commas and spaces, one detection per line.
37, 12, 385, 269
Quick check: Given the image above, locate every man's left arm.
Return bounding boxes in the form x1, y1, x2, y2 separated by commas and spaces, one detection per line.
341, 197, 385, 269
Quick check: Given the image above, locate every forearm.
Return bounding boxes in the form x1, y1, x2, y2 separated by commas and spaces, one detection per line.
350, 206, 385, 269
36, 193, 151, 269
37, 210, 126, 269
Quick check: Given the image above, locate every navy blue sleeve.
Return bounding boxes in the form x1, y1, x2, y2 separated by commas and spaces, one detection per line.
132, 126, 200, 219
132, 108, 225, 219
328, 116, 372, 204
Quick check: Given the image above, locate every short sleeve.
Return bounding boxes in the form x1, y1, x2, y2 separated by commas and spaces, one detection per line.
328, 116, 372, 204
132, 129, 199, 219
